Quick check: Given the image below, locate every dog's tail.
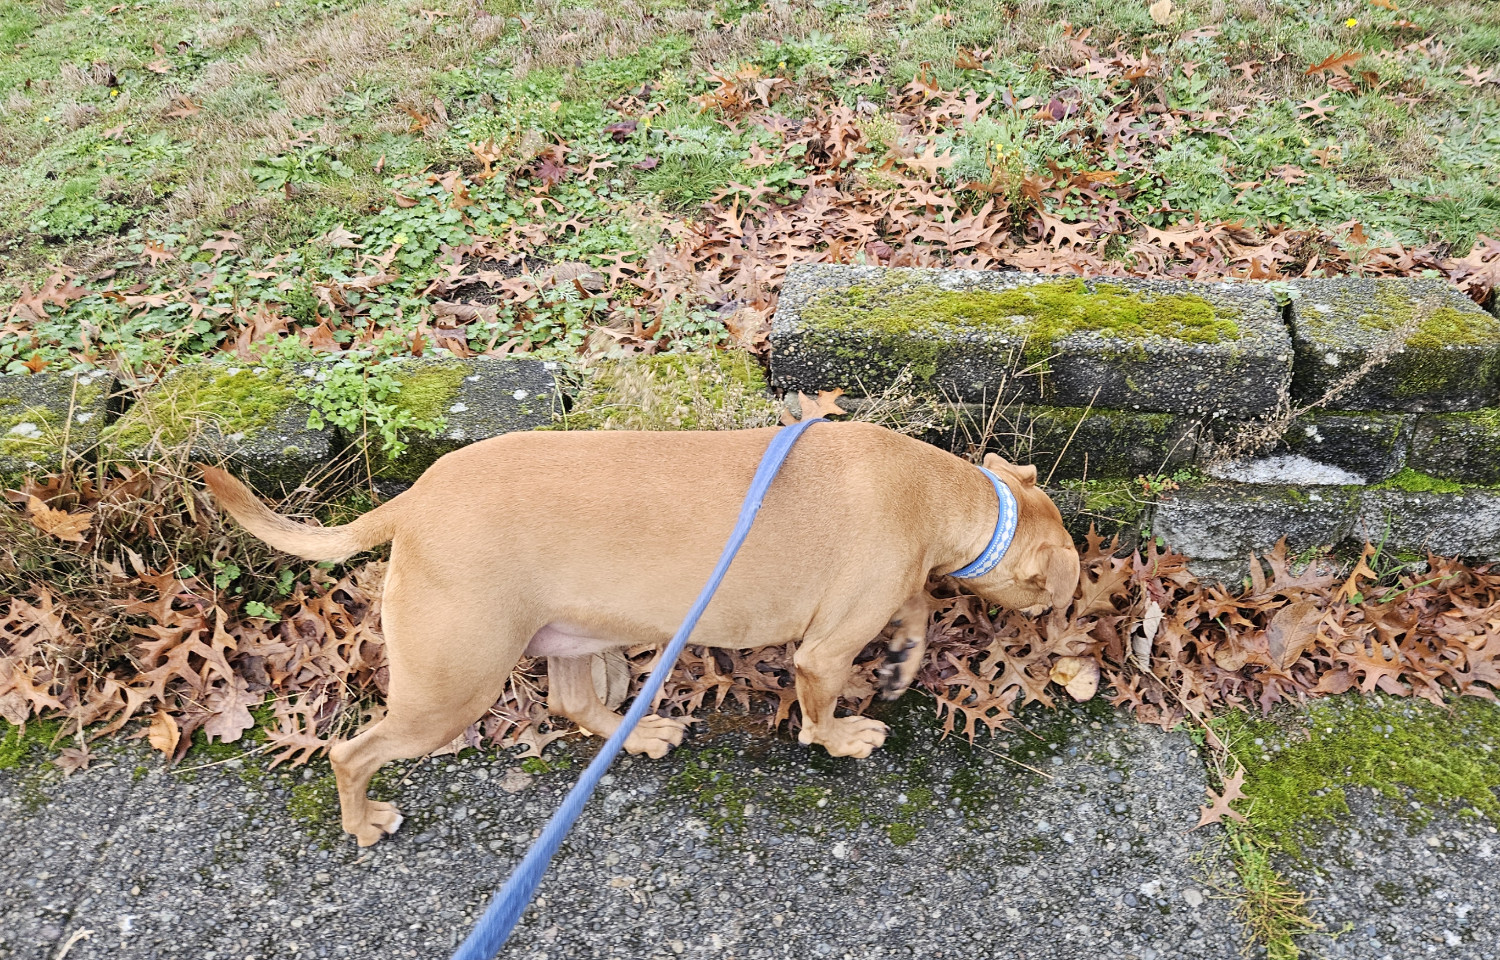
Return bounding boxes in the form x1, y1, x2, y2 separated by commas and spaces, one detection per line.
200, 466, 399, 561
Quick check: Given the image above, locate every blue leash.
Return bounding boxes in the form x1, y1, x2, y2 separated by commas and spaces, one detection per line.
450, 417, 827, 960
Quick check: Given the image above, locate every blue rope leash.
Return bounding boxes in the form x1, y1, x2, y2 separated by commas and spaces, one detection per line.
450, 418, 827, 960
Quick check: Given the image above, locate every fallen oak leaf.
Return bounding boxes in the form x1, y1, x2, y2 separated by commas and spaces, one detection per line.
1148, 0, 1174, 25
27, 495, 93, 543
148, 710, 180, 757
1266, 599, 1323, 672
141, 239, 175, 266
1336, 543, 1378, 603
954, 47, 986, 70
56, 745, 93, 776
314, 225, 360, 249
807, 389, 848, 419
164, 95, 200, 118
1297, 94, 1338, 122
1194, 767, 1249, 828
1305, 50, 1363, 78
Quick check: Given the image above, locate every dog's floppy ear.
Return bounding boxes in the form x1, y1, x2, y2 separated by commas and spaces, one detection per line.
1043, 542, 1080, 613
1025, 543, 1079, 612
983, 454, 1038, 487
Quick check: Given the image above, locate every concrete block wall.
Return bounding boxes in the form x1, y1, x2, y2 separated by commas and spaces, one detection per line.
1, 357, 557, 492
770, 265, 1500, 575
5, 265, 1499, 579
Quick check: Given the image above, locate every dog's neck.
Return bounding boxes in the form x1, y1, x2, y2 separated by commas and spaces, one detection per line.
930, 456, 1015, 577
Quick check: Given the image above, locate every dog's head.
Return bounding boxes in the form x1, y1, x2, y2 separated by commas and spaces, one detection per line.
962, 454, 1081, 617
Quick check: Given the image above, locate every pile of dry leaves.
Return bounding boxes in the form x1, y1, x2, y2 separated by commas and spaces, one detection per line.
3, 461, 1497, 773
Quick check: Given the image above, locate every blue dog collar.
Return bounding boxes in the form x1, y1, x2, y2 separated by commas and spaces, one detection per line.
948, 467, 1018, 579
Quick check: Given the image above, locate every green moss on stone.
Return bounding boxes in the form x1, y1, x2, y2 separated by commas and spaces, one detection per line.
0, 376, 105, 465
0, 718, 65, 771
1353, 287, 1500, 349
1219, 695, 1500, 858
666, 746, 754, 835
0, 401, 60, 459
287, 773, 340, 825
1065, 478, 1149, 522
800, 277, 1239, 378
1377, 469, 1467, 494
567, 350, 778, 431
1469, 408, 1500, 435
107, 366, 299, 452
886, 822, 919, 845
388, 362, 468, 422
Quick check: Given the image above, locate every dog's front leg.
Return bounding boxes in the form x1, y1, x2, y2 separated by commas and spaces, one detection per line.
875, 590, 932, 701
546, 655, 687, 759
794, 613, 895, 758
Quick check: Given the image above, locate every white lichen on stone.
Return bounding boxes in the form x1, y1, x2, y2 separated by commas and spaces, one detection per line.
512, 389, 529, 400
7, 421, 42, 439
449, 402, 468, 413
1207, 454, 1364, 485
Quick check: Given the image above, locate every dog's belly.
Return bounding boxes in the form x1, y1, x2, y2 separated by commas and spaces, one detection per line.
523, 623, 630, 658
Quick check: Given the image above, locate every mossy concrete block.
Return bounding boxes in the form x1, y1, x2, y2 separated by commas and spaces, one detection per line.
770, 264, 1289, 416
1213, 411, 1414, 484
1048, 483, 1151, 550
372, 356, 556, 479
1409, 411, 1500, 485
945, 404, 1200, 481
1152, 484, 1361, 563
1019, 406, 1201, 481
1288, 277, 1500, 411
1355, 490, 1500, 559
105, 364, 333, 490
0, 369, 112, 480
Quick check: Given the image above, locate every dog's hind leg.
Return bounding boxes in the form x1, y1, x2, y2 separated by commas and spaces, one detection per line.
329, 576, 527, 845
546, 655, 686, 759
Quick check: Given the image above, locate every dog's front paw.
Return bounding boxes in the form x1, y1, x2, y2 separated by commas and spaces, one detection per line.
624, 715, 688, 759
347, 800, 404, 847
799, 716, 889, 759
876, 637, 923, 701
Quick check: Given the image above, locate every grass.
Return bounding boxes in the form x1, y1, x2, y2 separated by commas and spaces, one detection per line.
1223, 824, 1324, 960
1, 0, 1497, 376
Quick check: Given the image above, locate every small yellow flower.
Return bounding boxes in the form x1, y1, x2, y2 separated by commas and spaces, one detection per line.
110, 88, 120, 97
1345, 17, 1358, 27
392, 232, 408, 245
42, 115, 51, 122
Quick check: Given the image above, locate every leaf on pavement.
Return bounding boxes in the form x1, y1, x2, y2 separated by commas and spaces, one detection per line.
1195, 767, 1249, 828
148, 710, 180, 758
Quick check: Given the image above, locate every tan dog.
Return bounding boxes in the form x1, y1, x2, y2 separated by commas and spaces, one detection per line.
202, 422, 1080, 846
